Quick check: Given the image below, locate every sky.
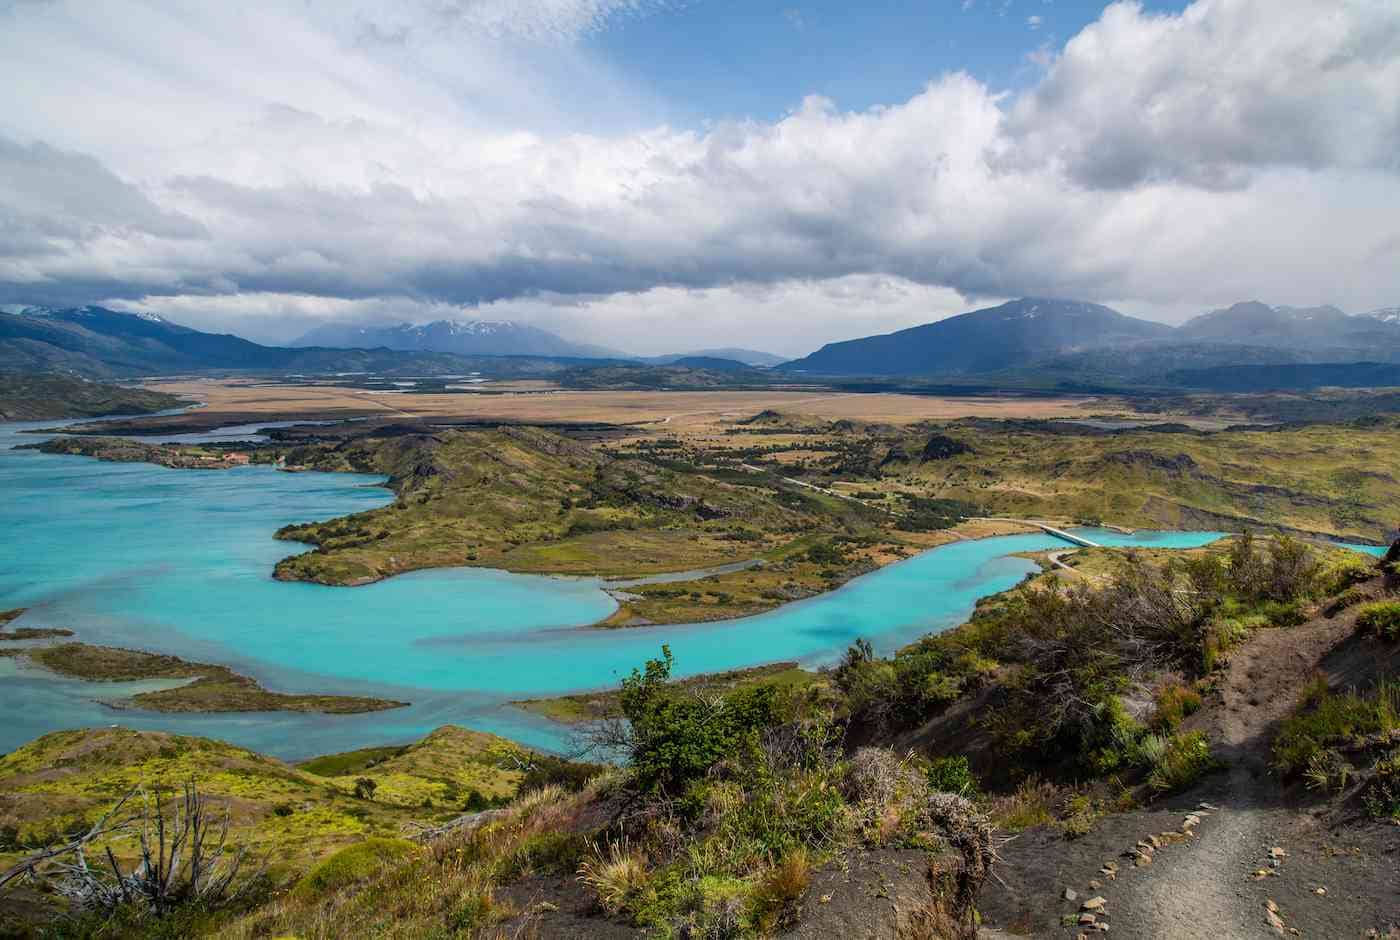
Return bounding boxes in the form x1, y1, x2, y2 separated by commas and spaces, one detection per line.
0, 0, 1397, 355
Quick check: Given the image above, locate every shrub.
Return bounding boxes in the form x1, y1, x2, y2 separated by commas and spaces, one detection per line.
1318, 555, 1374, 596
747, 850, 810, 934
1274, 677, 1399, 774
1151, 681, 1204, 732
1146, 731, 1219, 794
600, 646, 780, 795
294, 838, 419, 898
1357, 601, 1400, 641
925, 755, 979, 799
518, 753, 609, 794
578, 838, 651, 918
352, 777, 377, 800
1362, 752, 1400, 820
986, 777, 1058, 832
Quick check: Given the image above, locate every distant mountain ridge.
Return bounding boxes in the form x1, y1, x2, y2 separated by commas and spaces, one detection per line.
0, 306, 566, 378
782, 298, 1173, 376
641, 348, 787, 367
779, 297, 1400, 379
292, 319, 621, 359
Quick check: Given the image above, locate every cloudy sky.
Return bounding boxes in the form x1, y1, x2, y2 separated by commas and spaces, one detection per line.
1, 0, 1397, 355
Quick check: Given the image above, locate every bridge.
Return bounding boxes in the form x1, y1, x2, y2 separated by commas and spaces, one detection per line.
1037, 524, 1102, 548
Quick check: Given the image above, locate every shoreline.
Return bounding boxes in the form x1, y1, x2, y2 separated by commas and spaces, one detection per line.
1, 636, 409, 716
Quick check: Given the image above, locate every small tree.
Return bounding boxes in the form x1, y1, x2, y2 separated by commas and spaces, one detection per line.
585, 646, 779, 795
353, 778, 378, 801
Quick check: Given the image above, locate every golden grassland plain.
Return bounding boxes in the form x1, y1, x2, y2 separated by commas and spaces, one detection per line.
145, 377, 1116, 426
1, 642, 406, 714
0, 725, 528, 877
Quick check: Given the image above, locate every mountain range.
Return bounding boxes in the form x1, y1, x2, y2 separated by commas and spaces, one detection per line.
4, 300, 1400, 391
780, 298, 1400, 380
0, 306, 599, 378
291, 319, 622, 360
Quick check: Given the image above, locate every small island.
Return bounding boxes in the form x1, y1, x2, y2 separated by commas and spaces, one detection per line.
6, 641, 408, 715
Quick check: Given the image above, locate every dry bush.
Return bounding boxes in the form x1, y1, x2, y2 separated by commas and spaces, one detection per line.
577, 837, 650, 916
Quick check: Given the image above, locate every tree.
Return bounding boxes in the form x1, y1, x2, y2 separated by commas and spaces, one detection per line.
353, 777, 378, 801
585, 646, 779, 795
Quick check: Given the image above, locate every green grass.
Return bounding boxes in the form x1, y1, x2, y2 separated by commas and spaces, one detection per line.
1274, 677, 1400, 775
1146, 731, 1221, 794
294, 838, 422, 899
1357, 600, 1400, 641
299, 746, 408, 778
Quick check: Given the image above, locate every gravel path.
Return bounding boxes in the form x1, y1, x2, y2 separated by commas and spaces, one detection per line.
984, 601, 1400, 938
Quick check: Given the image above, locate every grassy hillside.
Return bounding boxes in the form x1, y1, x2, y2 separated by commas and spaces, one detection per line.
271, 426, 892, 602
0, 724, 525, 881
709, 414, 1400, 544
0, 373, 184, 421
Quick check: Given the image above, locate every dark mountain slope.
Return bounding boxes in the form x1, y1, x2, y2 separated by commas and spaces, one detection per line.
780, 298, 1172, 377
0, 307, 507, 377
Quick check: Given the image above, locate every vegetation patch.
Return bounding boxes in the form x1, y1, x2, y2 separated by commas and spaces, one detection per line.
1356, 600, 1400, 641
14, 642, 406, 715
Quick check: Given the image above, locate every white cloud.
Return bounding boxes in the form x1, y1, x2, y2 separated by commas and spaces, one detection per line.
2, 0, 1399, 344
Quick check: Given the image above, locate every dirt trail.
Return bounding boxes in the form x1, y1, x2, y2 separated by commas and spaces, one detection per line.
983, 602, 1400, 938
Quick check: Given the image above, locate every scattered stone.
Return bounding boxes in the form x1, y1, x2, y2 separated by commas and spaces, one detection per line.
1079, 913, 1098, 926
1064, 887, 1078, 902
1088, 879, 1101, 889
1082, 897, 1107, 912
820, 894, 832, 904
1252, 868, 1277, 880
1265, 899, 1286, 935
1269, 847, 1287, 860
1134, 854, 1153, 868
1147, 835, 1162, 848
1314, 887, 1326, 896
1093, 925, 1110, 934
1102, 861, 1118, 872
1266, 900, 1280, 913
1199, 802, 1219, 810
532, 901, 559, 914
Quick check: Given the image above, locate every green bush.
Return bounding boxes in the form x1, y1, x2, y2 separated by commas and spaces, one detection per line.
616, 646, 780, 795
1357, 601, 1400, 641
294, 838, 419, 898
1151, 682, 1203, 732
925, 755, 979, 798
1274, 677, 1399, 774
1147, 731, 1220, 794
1362, 752, 1400, 820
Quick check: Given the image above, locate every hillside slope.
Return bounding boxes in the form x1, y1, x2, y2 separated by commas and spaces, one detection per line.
782, 298, 1172, 377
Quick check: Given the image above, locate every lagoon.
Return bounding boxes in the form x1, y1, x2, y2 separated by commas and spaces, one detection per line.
0, 418, 1228, 759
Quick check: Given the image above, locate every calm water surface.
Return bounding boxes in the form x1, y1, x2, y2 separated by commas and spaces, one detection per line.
2, 418, 1230, 758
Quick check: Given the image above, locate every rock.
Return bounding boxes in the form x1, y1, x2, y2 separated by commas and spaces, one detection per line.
1079, 913, 1098, 925
1269, 846, 1287, 859
1314, 887, 1326, 896
1088, 879, 1101, 889
1064, 888, 1079, 901
1082, 897, 1107, 912
1265, 900, 1279, 913
1093, 925, 1110, 934
1134, 854, 1153, 867
1102, 861, 1118, 872
1199, 802, 1219, 810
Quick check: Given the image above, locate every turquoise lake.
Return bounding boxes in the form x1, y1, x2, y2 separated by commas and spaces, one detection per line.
0, 416, 1286, 759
